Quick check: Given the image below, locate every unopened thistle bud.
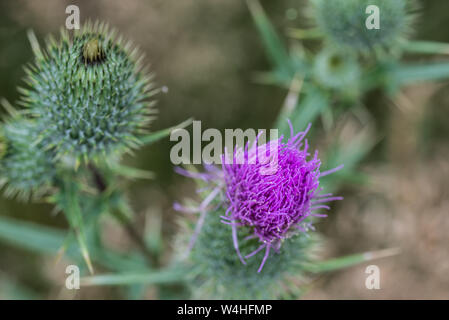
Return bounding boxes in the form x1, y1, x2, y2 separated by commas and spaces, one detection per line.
310, 0, 416, 52
20, 21, 157, 163
313, 48, 361, 91
0, 119, 56, 201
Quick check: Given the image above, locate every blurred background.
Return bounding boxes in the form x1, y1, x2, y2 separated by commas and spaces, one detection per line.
0, 0, 448, 299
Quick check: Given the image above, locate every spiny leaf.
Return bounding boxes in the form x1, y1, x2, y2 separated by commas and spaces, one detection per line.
58, 180, 94, 274
0, 215, 65, 254
247, 0, 293, 81
402, 40, 449, 55
110, 164, 154, 180
81, 267, 188, 286
0, 215, 149, 273
277, 86, 329, 137
139, 118, 193, 146
303, 247, 401, 273
393, 62, 449, 86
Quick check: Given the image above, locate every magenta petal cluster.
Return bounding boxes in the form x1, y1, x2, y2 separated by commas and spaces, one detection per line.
221, 123, 342, 271
175, 122, 343, 273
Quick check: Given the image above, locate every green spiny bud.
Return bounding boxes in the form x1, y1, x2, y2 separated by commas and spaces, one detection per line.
313, 47, 361, 91
20, 21, 157, 163
0, 119, 56, 201
310, 0, 416, 52
175, 209, 317, 299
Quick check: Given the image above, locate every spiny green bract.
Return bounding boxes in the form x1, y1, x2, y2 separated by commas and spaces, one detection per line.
310, 0, 415, 52
176, 208, 317, 299
20, 22, 157, 164
0, 119, 56, 201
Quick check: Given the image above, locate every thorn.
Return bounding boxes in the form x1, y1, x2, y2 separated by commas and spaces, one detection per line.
27, 29, 43, 60
1, 98, 19, 117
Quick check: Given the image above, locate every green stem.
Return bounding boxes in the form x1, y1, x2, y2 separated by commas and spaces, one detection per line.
112, 204, 159, 267
88, 164, 158, 267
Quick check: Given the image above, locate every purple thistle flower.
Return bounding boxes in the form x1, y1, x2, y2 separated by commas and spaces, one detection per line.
175, 122, 343, 272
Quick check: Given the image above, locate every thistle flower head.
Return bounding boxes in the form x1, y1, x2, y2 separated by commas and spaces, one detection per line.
221, 123, 342, 271
175, 123, 343, 276
20, 21, 157, 164
0, 119, 56, 200
310, 0, 416, 52
223, 125, 320, 244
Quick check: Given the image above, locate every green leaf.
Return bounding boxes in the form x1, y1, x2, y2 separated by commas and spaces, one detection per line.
0, 215, 65, 254
81, 267, 188, 286
392, 62, 449, 86
291, 88, 328, 131
402, 40, 449, 55
0, 215, 149, 273
247, 0, 293, 81
319, 127, 377, 193
304, 248, 401, 273
110, 164, 155, 180
145, 211, 163, 257
276, 87, 328, 136
57, 180, 94, 274
327, 136, 375, 170
139, 118, 193, 146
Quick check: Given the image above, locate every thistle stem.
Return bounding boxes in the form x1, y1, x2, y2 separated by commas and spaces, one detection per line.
111, 205, 159, 267
88, 164, 158, 266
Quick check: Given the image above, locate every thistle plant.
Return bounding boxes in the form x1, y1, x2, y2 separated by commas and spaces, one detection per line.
179, 208, 318, 299
0, 21, 190, 275
0, 1, 447, 300
164, 0, 449, 299
174, 123, 343, 298
248, 0, 449, 181
20, 22, 156, 163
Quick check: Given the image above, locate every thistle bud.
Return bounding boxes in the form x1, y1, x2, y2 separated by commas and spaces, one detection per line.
310, 0, 416, 52
20, 22, 157, 163
313, 48, 360, 93
0, 119, 56, 201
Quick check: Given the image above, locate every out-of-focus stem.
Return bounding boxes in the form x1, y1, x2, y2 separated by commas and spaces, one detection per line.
88, 164, 158, 266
